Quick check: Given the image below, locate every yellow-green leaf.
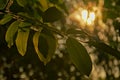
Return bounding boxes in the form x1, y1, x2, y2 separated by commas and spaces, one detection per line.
33, 29, 47, 65
5, 21, 20, 48
41, 31, 57, 63
15, 28, 30, 56
39, 0, 48, 10
0, 14, 13, 25
19, 22, 32, 28
66, 37, 92, 76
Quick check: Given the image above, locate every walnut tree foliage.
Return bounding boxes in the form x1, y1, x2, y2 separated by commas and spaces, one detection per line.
0, 0, 120, 79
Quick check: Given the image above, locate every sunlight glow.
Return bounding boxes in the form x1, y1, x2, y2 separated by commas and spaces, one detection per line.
69, 8, 96, 31
81, 9, 96, 25
89, 12, 96, 21
87, 18, 92, 25
81, 10, 88, 22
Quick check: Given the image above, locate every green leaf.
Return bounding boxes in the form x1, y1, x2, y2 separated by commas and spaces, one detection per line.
33, 28, 57, 65
41, 29, 57, 63
0, 0, 9, 10
42, 7, 63, 22
15, 28, 30, 56
19, 22, 32, 28
5, 21, 20, 48
46, 34, 56, 62
33, 29, 47, 65
66, 37, 92, 76
38, 35, 49, 58
39, 0, 48, 10
0, 14, 13, 25
91, 42, 120, 59
16, 0, 27, 7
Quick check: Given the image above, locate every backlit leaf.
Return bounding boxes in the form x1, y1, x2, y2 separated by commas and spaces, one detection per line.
33, 28, 47, 65
15, 28, 30, 56
66, 37, 92, 76
40, 29, 57, 63
39, 0, 48, 10
33, 28, 57, 65
0, 14, 13, 25
5, 21, 20, 48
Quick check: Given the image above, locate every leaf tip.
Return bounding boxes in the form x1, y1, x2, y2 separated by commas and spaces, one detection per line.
19, 51, 26, 56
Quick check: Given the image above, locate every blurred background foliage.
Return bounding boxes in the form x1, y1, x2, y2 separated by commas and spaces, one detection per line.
0, 0, 120, 80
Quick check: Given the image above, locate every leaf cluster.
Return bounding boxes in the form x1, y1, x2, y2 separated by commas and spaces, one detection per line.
0, 0, 120, 77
